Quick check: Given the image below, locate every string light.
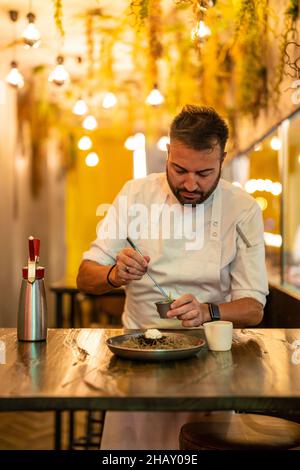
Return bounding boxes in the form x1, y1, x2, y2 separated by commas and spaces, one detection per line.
6, 61, 24, 88
254, 144, 262, 152
244, 179, 257, 194
124, 133, 145, 151
6, 10, 24, 89
270, 136, 282, 151
22, 13, 40, 48
255, 197, 268, 211
245, 179, 282, 195
124, 136, 136, 151
102, 92, 117, 109
264, 232, 282, 247
48, 56, 70, 86
191, 20, 211, 41
85, 152, 99, 167
73, 98, 88, 116
78, 136, 92, 150
82, 115, 98, 131
271, 182, 282, 196
146, 84, 164, 106
264, 179, 273, 192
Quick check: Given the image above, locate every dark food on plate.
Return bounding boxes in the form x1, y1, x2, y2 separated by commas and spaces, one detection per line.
121, 331, 199, 350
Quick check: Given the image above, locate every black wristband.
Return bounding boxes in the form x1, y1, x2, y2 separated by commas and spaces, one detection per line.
106, 264, 120, 288
207, 303, 221, 321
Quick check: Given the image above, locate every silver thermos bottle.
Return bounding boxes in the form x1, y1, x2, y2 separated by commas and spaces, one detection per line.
17, 236, 47, 342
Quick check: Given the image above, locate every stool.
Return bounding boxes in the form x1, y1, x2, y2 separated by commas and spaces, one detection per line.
179, 412, 300, 450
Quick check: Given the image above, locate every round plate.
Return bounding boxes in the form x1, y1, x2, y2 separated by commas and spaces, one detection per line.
106, 332, 206, 361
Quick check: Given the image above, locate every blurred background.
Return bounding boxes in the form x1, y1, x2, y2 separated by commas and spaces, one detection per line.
0, 0, 299, 328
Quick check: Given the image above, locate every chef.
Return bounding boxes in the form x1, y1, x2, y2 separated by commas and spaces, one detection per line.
76, 104, 269, 449
77, 105, 268, 329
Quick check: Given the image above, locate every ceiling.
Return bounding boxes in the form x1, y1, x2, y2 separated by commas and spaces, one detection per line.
0, 0, 135, 77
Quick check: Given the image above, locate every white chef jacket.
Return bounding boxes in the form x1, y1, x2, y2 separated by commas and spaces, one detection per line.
83, 173, 268, 328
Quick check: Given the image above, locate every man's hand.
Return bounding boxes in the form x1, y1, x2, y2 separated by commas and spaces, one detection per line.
110, 247, 150, 286
166, 294, 211, 327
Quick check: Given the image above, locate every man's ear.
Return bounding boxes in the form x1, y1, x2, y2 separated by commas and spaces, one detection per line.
221, 151, 227, 163
166, 143, 170, 161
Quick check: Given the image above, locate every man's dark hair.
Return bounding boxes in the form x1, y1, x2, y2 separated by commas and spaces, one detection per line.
170, 105, 229, 153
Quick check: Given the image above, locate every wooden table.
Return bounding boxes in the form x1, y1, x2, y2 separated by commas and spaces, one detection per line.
1, 328, 300, 449
1, 328, 300, 412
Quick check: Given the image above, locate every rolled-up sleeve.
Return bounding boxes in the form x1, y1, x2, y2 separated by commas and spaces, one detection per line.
230, 202, 269, 306
83, 181, 131, 266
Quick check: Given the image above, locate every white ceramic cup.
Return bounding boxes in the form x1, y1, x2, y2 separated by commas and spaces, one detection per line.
203, 320, 233, 351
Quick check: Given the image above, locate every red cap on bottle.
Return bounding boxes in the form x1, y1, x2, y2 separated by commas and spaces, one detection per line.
22, 267, 45, 280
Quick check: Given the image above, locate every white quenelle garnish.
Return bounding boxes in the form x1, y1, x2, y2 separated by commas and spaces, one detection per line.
144, 328, 163, 340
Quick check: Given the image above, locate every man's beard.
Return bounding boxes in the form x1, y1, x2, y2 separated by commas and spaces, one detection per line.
166, 165, 221, 206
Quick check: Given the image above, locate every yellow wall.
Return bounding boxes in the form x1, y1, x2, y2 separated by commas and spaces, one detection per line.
66, 130, 133, 279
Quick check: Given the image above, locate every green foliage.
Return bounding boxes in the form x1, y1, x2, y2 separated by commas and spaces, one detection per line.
129, 0, 150, 28
231, 0, 269, 119
274, 0, 299, 100
52, 0, 64, 37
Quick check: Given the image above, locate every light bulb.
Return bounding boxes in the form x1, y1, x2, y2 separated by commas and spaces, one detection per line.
6, 62, 24, 88
264, 179, 273, 192
85, 152, 99, 167
245, 179, 257, 194
255, 197, 268, 211
264, 232, 282, 248
254, 144, 262, 152
271, 182, 282, 196
78, 136, 92, 150
102, 92, 117, 109
125, 136, 136, 151
157, 136, 170, 151
256, 179, 265, 192
82, 115, 98, 130
270, 136, 281, 151
124, 133, 145, 151
22, 13, 40, 48
146, 85, 164, 106
191, 20, 211, 41
48, 56, 69, 86
73, 98, 88, 115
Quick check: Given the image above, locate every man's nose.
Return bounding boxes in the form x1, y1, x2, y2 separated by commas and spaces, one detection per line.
183, 173, 198, 192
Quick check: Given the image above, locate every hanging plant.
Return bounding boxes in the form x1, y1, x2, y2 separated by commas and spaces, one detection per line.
147, 0, 163, 85
274, 0, 299, 99
163, 8, 198, 111
233, 0, 269, 119
85, 13, 95, 80
173, 0, 214, 9
52, 0, 65, 37
128, 0, 149, 29
17, 69, 80, 196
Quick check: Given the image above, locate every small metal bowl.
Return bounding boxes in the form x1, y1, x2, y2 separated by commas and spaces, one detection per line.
155, 301, 174, 318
